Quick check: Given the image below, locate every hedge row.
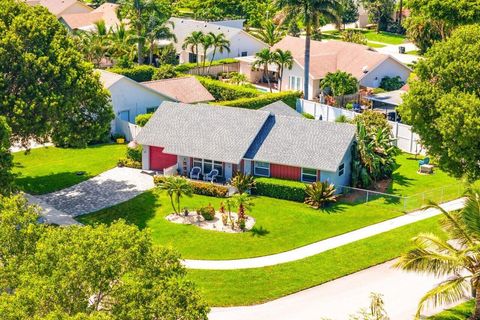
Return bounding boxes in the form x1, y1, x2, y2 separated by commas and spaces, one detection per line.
252, 177, 306, 202
154, 176, 229, 198
196, 76, 261, 101
216, 91, 302, 110
108, 65, 156, 82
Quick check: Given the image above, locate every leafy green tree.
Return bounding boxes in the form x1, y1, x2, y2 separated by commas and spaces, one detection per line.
251, 20, 286, 46
273, 49, 294, 92
108, 23, 136, 67
339, 0, 359, 27
398, 25, 480, 182
320, 71, 358, 96
156, 44, 179, 66
395, 188, 480, 319
144, 16, 176, 65
402, 14, 442, 54
0, 117, 14, 196
158, 176, 193, 214
182, 31, 204, 69
341, 30, 367, 45
379, 76, 404, 91
359, 0, 395, 32
276, 0, 341, 99
0, 215, 209, 319
120, 0, 172, 64
0, 0, 114, 148
252, 48, 276, 92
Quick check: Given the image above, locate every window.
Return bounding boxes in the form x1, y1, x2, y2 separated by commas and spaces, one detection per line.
193, 158, 202, 170
118, 110, 130, 122
192, 158, 223, 176
338, 163, 345, 176
146, 107, 158, 114
301, 168, 317, 183
188, 52, 197, 63
288, 76, 302, 91
254, 161, 270, 177
241, 51, 248, 57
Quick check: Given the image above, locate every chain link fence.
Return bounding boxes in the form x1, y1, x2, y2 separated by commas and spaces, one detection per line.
337, 183, 465, 213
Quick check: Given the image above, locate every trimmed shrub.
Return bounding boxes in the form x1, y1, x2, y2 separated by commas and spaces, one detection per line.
135, 113, 153, 127
108, 65, 156, 82
190, 181, 229, 198
217, 91, 302, 110
118, 158, 142, 169
252, 177, 306, 202
126, 145, 142, 162
153, 64, 178, 80
196, 76, 260, 101
379, 76, 405, 91
153, 175, 167, 185
197, 203, 216, 221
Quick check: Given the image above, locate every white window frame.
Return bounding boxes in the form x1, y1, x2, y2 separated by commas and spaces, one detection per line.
301, 168, 317, 183
288, 76, 302, 91
192, 158, 223, 177
338, 163, 345, 176
254, 161, 270, 177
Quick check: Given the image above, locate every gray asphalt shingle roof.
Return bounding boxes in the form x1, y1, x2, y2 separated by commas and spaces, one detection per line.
137, 102, 356, 171
136, 102, 270, 164
259, 101, 302, 118
244, 115, 356, 172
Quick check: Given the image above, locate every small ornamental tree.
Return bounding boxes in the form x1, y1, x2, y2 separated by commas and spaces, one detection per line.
320, 71, 358, 97
158, 176, 193, 214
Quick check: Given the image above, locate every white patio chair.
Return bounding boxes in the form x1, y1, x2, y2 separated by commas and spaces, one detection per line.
204, 169, 219, 182
190, 166, 201, 180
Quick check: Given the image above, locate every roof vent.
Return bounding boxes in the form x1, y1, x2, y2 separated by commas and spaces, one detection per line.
362, 65, 369, 74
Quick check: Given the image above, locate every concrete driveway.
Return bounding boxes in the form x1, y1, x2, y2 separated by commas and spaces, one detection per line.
37, 167, 155, 217
209, 260, 467, 320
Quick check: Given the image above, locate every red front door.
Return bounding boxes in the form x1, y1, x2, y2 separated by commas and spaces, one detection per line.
149, 146, 177, 171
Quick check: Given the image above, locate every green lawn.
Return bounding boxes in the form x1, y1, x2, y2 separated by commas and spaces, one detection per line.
78, 154, 462, 260
188, 215, 444, 306
367, 41, 386, 48
323, 29, 406, 45
13, 144, 126, 195
406, 49, 420, 55
429, 300, 474, 319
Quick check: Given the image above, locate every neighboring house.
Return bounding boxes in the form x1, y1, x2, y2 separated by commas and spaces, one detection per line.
25, 0, 92, 18
259, 101, 302, 118
136, 101, 355, 187
238, 36, 411, 100
167, 17, 268, 64
59, 3, 122, 31
142, 77, 215, 104
97, 70, 174, 134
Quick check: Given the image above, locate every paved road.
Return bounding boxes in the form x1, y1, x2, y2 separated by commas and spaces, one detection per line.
209, 260, 467, 320
185, 198, 465, 270
36, 167, 155, 217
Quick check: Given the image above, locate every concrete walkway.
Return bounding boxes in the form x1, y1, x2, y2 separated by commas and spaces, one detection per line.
375, 42, 421, 64
209, 259, 466, 320
36, 167, 155, 217
184, 198, 465, 270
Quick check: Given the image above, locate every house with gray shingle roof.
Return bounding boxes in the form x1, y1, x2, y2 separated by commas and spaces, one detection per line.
136, 102, 355, 186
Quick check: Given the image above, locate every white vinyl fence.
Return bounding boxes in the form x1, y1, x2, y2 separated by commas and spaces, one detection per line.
115, 118, 141, 142
186, 62, 240, 77
297, 99, 424, 154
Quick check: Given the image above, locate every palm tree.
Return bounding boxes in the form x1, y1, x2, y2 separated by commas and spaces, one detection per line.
252, 48, 275, 92
182, 31, 204, 69
74, 21, 111, 67
276, 0, 341, 99
157, 176, 193, 215
109, 23, 136, 65
251, 20, 286, 46
273, 49, 293, 92
395, 188, 480, 319
233, 193, 254, 221
144, 16, 176, 65
207, 32, 231, 72
199, 33, 213, 73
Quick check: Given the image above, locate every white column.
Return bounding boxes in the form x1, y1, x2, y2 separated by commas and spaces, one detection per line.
224, 163, 233, 181
142, 145, 150, 170
244, 160, 252, 175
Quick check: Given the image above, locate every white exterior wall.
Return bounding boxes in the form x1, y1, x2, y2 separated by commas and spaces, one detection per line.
360, 58, 411, 88
141, 145, 150, 170
279, 61, 318, 100
107, 78, 172, 132
207, 32, 267, 61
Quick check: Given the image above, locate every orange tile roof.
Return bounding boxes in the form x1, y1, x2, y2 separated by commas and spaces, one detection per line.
272, 36, 389, 80
142, 77, 215, 104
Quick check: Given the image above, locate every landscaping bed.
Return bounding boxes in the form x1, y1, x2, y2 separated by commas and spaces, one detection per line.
166, 212, 255, 233
13, 144, 126, 194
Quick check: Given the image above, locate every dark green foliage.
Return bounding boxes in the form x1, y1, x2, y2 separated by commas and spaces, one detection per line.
0, 117, 14, 196
108, 65, 157, 82
379, 76, 405, 91
197, 76, 260, 101
253, 177, 306, 202
190, 181, 229, 198
305, 181, 337, 209
156, 44, 179, 65
197, 204, 216, 220
126, 145, 142, 162
135, 113, 153, 127
398, 25, 480, 182
218, 91, 302, 109
340, 0, 359, 25
320, 71, 359, 96
287, 20, 301, 37
0, 1, 114, 148
152, 64, 178, 80
359, 0, 395, 32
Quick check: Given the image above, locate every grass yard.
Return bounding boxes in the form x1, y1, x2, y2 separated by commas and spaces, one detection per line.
13, 144, 126, 195
187, 215, 444, 306
323, 29, 406, 45
429, 300, 474, 319
78, 154, 463, 260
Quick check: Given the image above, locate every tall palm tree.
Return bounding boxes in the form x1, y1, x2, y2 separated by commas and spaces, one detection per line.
273, 49, 293, 92
251, 20, 286, 46
109, 22, 136, 64
182, 31, 204, 69
207, 32, 231, 72
157, 176, 193, 214
252, 48, 275, 92
199, 33, 213, 73
276, 0, 341, 99
144, 16, 176, 65
233, 193, 254, 220
395, 188, 480, 319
